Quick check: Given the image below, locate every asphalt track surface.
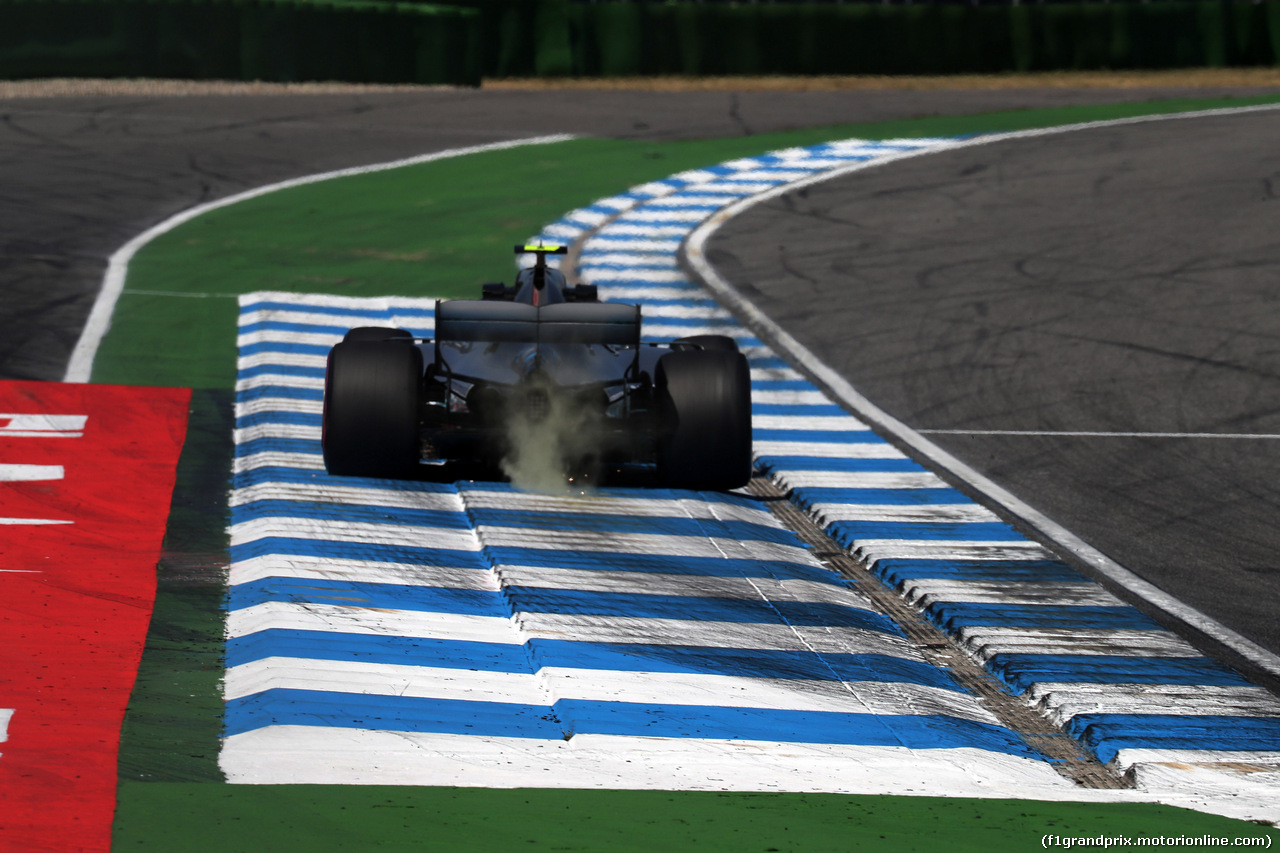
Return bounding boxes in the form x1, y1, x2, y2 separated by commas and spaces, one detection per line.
706, 107, 1280, 663
1, 83, 1277, 672
3, 84, 1275, 381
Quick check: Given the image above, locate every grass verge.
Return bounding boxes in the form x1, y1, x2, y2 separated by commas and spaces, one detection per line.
113, 784, 1279, 853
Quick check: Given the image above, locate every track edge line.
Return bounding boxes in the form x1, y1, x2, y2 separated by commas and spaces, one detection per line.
62, 133, 578, 384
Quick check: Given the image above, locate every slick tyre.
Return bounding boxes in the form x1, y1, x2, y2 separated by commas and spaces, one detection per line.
656, 348, 752, 490
322, 340, 422, 478
673, 334, 738, 352
343, 326, 414, 343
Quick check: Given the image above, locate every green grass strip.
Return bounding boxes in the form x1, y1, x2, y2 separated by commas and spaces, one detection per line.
116, 389, 233, 783
114, 783, 1278, 852
109, 91, 1280, 848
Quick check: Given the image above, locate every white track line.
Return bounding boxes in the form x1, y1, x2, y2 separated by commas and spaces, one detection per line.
920, 429, 1280, 440
62, 134, 576, 383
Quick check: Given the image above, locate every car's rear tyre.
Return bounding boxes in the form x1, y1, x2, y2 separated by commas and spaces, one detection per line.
674, 334, 738, 352
343, 326, 414, 343
656, 349, 752, 490
322, 340, 422, 478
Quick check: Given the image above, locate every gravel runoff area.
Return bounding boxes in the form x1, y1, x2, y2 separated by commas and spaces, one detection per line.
4, 67, 1280, 96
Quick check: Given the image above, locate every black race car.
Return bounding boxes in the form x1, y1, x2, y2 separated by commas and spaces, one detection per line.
321, 243, 752, 490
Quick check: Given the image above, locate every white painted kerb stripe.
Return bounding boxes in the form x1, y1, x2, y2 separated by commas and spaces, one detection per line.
0, 414, 87, 437
219, 726, 1087, 795
0, 464, 64, 482
922, 429, 1280, 440
1, 518, 73, 525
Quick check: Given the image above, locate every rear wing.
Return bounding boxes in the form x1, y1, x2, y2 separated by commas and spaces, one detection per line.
435, 300, 536, 343
540, 303, 640, 345
434, 300, 640, 347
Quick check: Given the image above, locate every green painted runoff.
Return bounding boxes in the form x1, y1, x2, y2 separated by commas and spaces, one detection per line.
113, 783, 1279, 852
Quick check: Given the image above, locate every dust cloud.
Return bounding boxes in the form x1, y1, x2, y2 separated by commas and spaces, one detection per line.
499, 387, 605, 494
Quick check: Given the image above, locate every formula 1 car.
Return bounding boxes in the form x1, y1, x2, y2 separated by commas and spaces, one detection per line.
321, 243, 752, 490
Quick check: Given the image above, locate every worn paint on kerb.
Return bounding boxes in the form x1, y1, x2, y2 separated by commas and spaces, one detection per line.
223, 134, 1280, 820
545, 135, 1280, 820
224, 291, 1090, 798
